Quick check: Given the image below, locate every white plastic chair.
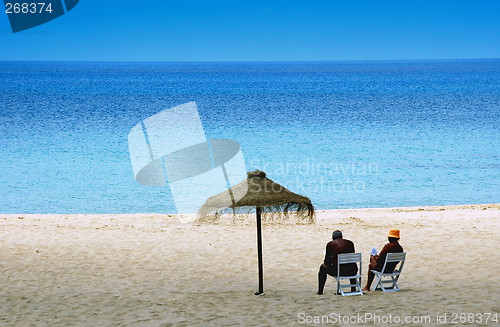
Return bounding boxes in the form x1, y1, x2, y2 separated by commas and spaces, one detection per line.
371, 252, 406, 292
335, 253, 363, 296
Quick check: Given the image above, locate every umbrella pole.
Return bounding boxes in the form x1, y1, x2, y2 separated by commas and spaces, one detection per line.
255, 206, 264, 295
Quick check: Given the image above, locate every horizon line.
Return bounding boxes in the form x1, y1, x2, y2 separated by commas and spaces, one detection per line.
0, 57, 499, 64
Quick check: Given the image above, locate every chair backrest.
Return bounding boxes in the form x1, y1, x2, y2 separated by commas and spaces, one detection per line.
337, 252, 362, 277
338, 253, 362, 264
381, 252, 406, 273
386, 252, 406, 262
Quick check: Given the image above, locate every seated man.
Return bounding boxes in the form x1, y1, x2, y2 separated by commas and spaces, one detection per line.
362, 229, 403, 291
317, 230, 358, 295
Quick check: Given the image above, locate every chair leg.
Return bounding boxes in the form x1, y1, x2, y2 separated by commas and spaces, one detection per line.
391, 276, 400, 291
355, 277, 363, 295
376, 275, 401, 292
373, 274, 382, 291
380, 278, 386, 292
336, 278, 362, 296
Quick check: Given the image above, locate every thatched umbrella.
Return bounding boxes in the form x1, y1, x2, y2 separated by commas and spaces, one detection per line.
197, 170, 315, 295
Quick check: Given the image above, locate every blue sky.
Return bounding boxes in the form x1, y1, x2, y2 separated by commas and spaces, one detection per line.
1, 0, 499, 61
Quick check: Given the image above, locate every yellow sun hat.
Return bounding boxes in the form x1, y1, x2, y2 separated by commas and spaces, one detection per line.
388, 229, 400, 238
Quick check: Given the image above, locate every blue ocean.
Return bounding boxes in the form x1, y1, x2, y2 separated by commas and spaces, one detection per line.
1, 60, 499, 214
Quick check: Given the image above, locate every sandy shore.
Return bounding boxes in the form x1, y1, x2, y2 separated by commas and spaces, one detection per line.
1, 204, 499, 326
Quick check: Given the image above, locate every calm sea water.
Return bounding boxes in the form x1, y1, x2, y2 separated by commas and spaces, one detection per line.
1, 60, 499, 214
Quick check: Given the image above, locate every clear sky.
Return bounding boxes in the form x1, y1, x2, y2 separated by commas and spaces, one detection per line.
1, 0, 499, 61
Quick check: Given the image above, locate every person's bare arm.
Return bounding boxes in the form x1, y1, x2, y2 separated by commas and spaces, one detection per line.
323, 244, 331, 266
375, 243, 391, 264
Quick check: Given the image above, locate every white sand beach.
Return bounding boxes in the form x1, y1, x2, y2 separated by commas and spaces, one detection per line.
1, 204, 499, 326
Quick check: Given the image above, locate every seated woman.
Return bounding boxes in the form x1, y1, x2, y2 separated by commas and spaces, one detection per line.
362, 229, 403, 291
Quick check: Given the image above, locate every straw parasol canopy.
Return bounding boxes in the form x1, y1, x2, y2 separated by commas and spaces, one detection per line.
197, 170, 315, 295
197, 170, 315, 223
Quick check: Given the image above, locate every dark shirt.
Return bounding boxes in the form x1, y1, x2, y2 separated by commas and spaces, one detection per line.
324, 238, 357, 276
376, 241, 403, 273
